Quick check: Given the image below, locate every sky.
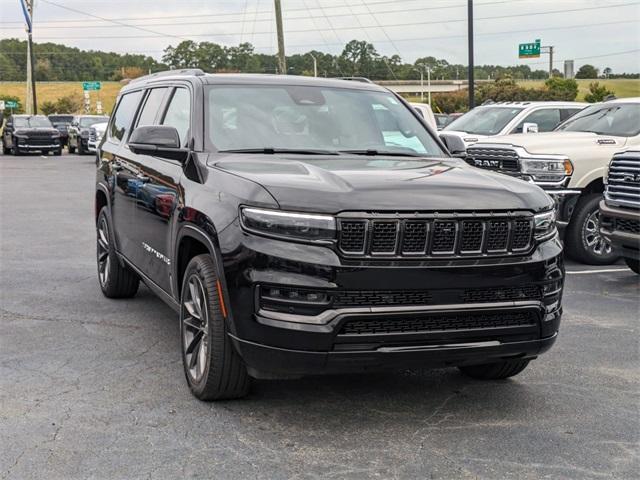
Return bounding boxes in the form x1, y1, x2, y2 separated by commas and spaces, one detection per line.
0, 0, 639, 73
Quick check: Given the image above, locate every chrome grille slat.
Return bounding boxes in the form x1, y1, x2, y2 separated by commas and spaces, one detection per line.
605, 152, 640, 209
338, 214, 533, 259
465, 147, 520, 172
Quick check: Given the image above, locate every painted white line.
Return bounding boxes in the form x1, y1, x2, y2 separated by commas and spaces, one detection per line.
566, 268, 630, 275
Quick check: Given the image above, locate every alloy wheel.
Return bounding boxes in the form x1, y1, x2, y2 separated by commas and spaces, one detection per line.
182, 275, 209, 383
582, 210, 612, 257
97, 216, 111, 286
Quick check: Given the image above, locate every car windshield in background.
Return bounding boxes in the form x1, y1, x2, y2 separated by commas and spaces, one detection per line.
206, 85, 446, 157
444, 106, 524, 135
80, 117, 109, 128
14, 116, 53, 128
555, 103, 640, 137
49, 115, 74, 125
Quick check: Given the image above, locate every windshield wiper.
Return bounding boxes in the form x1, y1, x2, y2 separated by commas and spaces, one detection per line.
338, 149, 425, 158
218, 148, 338, 155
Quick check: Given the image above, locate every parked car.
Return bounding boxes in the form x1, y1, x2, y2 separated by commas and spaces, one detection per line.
48, 114, 74, 147
410, 103, 437, 131
88, 122, 108, 154
443, 101, 587, 148
1, 114, 62, 156
463, 98, 640, 265
95, 70, 564, 400
600, 151, 640, 273
68, 115, 109, 154
434, 113, 452, 130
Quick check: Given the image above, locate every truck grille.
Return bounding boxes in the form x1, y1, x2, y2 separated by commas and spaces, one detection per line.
465, 147, 520, 172
339, 310, 537, 335
338, 213, 533, 258
605, 152, 640, 209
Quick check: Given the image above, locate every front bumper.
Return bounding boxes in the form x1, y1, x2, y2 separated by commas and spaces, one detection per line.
599, 201, 640, 260
16, 139, 61, 151
219, 230, 565, 378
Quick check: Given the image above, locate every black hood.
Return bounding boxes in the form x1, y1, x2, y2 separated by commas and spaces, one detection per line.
14, 127, 59, 136
210, 154, 553, 213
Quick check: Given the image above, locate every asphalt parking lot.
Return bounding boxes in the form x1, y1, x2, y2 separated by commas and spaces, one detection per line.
1, 153, 639, 479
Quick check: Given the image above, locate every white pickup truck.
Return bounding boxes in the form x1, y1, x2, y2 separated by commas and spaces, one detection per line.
443, 101, 587, 148
460, 98, 640, 264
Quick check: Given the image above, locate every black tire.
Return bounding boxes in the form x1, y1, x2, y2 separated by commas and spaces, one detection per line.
180, 254, 250, 400
624, 257, 640, 274
459, 359, 530, 380
78, 141, 85, 155
42, 150, 49, 156
54, 149, 62, 156
1, 139, 9, 154
565, 194, 619, 265
68, 143, 76, 154
96, 207, 139, 298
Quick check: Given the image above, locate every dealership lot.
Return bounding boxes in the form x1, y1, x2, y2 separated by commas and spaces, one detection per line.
1, 154, 638, 479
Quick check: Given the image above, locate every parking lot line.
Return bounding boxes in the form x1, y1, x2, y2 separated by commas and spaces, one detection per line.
566, 268, 630, 275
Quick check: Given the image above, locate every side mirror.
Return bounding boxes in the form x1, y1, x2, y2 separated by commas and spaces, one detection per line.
439, 133, 467, 158
129, 125, 189, 162
522, 122, 539, 133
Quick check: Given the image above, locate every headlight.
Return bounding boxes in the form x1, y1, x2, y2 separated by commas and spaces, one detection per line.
534, 210, 557, 241
521, 157, 573, 183
240, 207, 336, 243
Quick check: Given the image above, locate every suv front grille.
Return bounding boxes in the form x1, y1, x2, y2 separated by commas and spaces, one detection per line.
605, 152, 640, 209
338, 214, 533, 258
339, 310, 537, 335
612, 218, 640, 234
465, 147, 520, 172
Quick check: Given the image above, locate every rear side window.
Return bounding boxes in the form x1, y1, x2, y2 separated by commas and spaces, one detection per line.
137, 88, 168, 127
162, 88, 191, 146
515, 108, 561, 133
108, 91, 142, 142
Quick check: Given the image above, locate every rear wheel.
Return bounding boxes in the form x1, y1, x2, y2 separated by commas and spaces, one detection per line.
2, 139, 9, 154
459, 359, 530, 380
565, 194, 619, 265
68, 143, 76, 154
78, 141, 85, 155
54, 149, 62, 156
96, 207, 139, 298
624, 257, 640, 274
180, 254, 250, 400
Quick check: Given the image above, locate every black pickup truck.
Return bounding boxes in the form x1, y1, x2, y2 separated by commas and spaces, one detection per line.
2, 114, 62, 156
95, 70, 564, 400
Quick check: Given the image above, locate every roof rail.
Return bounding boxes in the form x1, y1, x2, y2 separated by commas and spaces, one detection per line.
338, 76, 373, 84
128, 68, 205, 84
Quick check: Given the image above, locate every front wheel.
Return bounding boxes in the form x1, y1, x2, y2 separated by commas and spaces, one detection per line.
180, 254, 250, 400
2, 139, 9, 154
459, 359, 530, 380
68, 143, 76, 154
96, 207, 139, 298
624, 257, 640, 274
565, 194, 619, 265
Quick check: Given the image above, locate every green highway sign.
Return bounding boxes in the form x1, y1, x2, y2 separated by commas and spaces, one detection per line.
5, 100, 19, 108
519, 39, 541, 58
82, 81, 101, 91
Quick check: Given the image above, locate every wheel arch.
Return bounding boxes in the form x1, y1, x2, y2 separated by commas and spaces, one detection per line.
95, 184, 110, 222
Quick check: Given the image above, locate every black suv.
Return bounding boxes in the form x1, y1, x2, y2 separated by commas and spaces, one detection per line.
600, 151, 640, 273
2, 114, 62, 156
95, 70, 564, 400
48, 114, 74, 147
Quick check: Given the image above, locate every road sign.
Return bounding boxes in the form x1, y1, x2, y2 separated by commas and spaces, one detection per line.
83, 81, 101, 91
96, 101, 103, 114
519, 39, 541, 58
5, 100, 18, 109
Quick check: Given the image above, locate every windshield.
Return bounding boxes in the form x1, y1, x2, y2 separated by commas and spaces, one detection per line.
14, 116, 53, 128
206, 85, 446, 157
555, 103, 640, 137
49, 115, 73, 124
80, 117, 109, 128
444, 106, 524, 135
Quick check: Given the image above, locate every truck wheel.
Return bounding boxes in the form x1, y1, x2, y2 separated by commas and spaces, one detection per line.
565, 194, 619, 265
624, 257, 640, 274
96, 207, 139, 298
78, 141, 85, 155
54, 149, 62, 156
69, 144, 76, 154
180, 254, 250, 400
459, 359, 530, 380
2, 139, 9, 154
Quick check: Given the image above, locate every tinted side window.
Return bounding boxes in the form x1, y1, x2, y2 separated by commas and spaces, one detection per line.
162, 88, 191, 146
137, 88, 168, 127
515, 108, 561, 133
561, 108, 582, 122
108, 91, 143, 142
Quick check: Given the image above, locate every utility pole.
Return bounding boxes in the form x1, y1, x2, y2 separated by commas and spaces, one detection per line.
21, 0, 37, 114
309, 53, 318, 77
414, 67, 424, 103
274, 0, 286, 74
467, 0, 475, 109
540, 45, 555, 78
427, 66, 432, 106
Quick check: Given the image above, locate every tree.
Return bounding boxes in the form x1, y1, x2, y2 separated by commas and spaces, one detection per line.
55, 96, 81, 114
40, 101, 58, 115
584, 82, 615, 103
340, 40, 378, 77
544, 77, 578, 101
602, 67, 612, 78
575, 64, 599, 79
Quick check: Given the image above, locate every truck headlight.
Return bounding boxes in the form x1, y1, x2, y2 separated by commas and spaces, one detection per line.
534, 210, 557, 241
521, 157, 573, 183
240, 207, 336, 243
